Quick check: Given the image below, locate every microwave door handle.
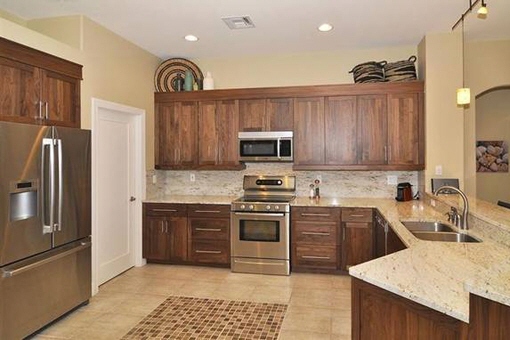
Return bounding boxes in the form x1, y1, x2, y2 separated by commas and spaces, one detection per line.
56, 139, 63, 232
41, 138, 53, 234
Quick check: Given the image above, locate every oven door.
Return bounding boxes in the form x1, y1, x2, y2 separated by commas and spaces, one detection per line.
231, 211, 289, 260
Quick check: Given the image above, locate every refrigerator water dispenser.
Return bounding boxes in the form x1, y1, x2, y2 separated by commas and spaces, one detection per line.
10, 181, 38, 222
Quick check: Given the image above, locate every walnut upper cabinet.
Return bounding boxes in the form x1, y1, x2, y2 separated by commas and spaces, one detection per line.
239, 98, 293, 132
154, 81, 424, 171
0, 37, 82, 128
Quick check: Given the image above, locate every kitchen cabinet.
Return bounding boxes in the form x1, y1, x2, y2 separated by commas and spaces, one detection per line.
293, 97, 325, 166
325, 96, 358, 165
187, 204, 230, 266
0, 37, 82, 128
198, 100, 243, 169
386, 222, 407, 254
239, 98, 293, 132
341, 208, 373, 270
468, 294, 510, 340
291, 206, 341, 272
143, 203, 188, 263
155, 101, 198, 169
358, 95, 387, 165
352, 278, 469, 340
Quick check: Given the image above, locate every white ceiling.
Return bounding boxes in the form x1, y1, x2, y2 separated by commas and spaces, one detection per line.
0, 0, 509, 59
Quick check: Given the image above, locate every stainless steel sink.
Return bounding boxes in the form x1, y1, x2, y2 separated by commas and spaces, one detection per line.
401, 221, 455, 232
412, 231, 481, 243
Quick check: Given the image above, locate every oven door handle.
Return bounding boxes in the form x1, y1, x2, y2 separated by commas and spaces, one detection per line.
233, 212, 285, 217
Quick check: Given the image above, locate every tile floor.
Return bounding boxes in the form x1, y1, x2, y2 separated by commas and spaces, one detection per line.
32, 264, 352, 340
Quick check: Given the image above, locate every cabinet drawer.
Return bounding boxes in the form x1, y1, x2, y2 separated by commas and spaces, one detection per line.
293, 245, 337, 268
189, 218, 229, 241
293, 221, 337, 245
191, 241, 230, 264
144, 203, 187, 217
187, 204, 230, 218
292, 206, 340, 221
341, 208, 373, 222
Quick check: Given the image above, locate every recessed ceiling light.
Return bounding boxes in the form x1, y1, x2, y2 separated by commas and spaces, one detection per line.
318, 23, 333, 32
184, 35, 199, 42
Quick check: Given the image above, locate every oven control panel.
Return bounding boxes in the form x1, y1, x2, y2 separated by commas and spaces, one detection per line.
232, 202, 289, 213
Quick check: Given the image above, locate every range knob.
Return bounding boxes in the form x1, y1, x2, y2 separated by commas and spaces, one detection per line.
274, 205, 280, 211
240, 204, 246, 210
248, 205, 254, 211
265, 205, 271, 211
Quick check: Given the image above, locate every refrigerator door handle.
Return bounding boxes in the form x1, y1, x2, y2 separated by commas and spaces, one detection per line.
41, 138, 54, 234
1, 241, 91, 278
56, 139, 63, 232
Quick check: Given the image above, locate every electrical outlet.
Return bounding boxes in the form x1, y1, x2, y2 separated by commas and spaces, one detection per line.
190, 173, 196, 182
152, 174, 157, 184
387, 175, 398, 185
435, 165, 443, 175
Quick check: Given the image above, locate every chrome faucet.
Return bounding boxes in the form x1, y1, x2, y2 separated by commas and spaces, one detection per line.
435, 186, 469, 230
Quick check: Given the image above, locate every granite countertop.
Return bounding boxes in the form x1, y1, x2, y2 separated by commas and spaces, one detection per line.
144, 194, 510, 322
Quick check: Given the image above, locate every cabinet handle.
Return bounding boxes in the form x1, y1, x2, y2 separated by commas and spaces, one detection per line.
165, 221, 169, 233
161, 221, 165, 233
348, 214, 365, 218
194, 210, 221, 214
343, 228, 346, 241
195, 250, 222, 254
301, 255, 331, 260
302, 232, 330, 236
195, 228, 222, 232
387, 145, 392, 162
301, 213, 331, 217
384, 145, 388, 162
44, 102, 49, 120
152, 208, 178, 212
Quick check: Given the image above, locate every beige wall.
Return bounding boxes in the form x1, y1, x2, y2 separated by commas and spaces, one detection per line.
418, 32, 464, 192
0, 8, 26, 26
464, 39, 510, 197
475, 89, 510, 203
196, 46, 417, 89
0, 15, 161, 169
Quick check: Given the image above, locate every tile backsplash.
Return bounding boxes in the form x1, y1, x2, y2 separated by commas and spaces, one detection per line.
147, 163, 419, 199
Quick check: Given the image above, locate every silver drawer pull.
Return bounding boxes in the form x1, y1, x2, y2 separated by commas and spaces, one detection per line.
349, 214, 366, 217
302, 232, 331, 236
195, 250, 222, 254
195, 228, 222, 232
194, 210, 222, 213
301, 255, 331, 260
301, 213, 331, 217
152, 208, 178, 212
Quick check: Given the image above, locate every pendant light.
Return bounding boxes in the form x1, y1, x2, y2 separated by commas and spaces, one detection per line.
457, 17, 470, 106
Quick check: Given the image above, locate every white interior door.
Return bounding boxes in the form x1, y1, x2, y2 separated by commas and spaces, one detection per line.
92, 99, 145, 289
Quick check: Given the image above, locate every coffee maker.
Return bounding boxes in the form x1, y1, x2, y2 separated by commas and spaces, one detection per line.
396, 182, 413, 201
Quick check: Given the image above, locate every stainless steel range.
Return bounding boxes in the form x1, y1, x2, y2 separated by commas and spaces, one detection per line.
231, 175, 295, 275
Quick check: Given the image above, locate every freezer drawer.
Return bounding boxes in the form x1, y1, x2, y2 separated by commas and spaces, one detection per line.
0, 238, 91, 339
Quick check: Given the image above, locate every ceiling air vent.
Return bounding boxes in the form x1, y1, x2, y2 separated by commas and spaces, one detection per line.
222, 16, 255, 30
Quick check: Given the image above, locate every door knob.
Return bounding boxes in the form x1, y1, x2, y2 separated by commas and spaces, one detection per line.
130, 196, 136, 202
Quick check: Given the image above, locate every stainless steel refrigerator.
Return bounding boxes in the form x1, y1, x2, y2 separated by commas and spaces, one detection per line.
0, 121, 91, 339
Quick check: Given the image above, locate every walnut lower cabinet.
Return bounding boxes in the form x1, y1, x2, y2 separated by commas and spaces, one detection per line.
352, 278, 469, 340
468, 294, 510, 339
291, 206, 340, 272
341, 208, 373, 270
143, 203, 188, 262
187, 204, 230, 266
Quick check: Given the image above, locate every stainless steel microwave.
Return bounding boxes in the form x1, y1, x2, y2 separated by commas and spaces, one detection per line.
238, 131, 293, 162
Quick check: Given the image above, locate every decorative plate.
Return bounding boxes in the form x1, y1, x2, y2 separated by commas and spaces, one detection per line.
154, 58, 203, 92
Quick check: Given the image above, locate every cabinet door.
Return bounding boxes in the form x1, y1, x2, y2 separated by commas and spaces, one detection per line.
325, 96, 358, 165
216, 100, 240, 166
143, 216, 171, 260
168, 216, 188, 261
0, 57, 39, 124
358, 95, 387, 165
198, 101, 218, 166
156, 101, 198, 168
239, 99, 266, 132
387, 93, 422, 166
387, 225, 407, 255
293, 97, 325, 166
41, 70, 81, 128
342, 222, 373, 270
266, 98, 293, 131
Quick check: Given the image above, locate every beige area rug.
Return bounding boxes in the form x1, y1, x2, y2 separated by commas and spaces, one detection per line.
122, 296, 288, 340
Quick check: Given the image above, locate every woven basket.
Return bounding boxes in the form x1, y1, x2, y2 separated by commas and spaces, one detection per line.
349, 61, 386, 83
384, 56, 417, 82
